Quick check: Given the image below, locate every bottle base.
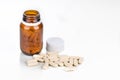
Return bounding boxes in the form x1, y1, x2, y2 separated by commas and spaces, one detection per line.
21, 50, 40, 56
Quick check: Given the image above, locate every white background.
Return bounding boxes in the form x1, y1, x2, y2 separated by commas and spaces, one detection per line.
0, 0, 120, 80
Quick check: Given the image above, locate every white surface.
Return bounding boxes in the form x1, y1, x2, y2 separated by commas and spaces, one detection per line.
0, 0, 120, 80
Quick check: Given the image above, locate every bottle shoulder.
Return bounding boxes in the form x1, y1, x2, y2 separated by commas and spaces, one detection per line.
20, 22, 43, 30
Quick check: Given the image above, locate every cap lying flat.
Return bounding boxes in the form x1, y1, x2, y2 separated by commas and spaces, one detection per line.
46, 37, 64, 53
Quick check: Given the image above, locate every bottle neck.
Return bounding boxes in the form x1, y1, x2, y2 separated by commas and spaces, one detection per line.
23, 10, 40, 23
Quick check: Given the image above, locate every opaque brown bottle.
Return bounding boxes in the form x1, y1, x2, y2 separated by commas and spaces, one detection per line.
20, 10, 43, 55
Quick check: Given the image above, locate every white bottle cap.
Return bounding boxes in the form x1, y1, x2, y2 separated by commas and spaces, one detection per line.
46, 37, 64, 53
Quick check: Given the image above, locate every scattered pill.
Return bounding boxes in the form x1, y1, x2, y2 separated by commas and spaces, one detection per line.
48, 55, 58, 62
59, 55, 69, 62
64, 61, 72, 67
58, 62, 64, 67
78, 57, 83, 64
37, 58, 44, 62
44, 58, 49, 63
42, 63, 49, 70
33, 54, 40, 58
26, 52, 83, 72
27, 59, 38, 67
69, 57, 74, 65
49, 61, 58, 67
73, 58, 78, 66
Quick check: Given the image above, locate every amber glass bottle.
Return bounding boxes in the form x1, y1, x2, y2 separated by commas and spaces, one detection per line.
20, 10, 43, 55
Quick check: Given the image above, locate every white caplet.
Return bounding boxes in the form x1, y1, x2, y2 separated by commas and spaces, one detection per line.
46, 37, 64, 53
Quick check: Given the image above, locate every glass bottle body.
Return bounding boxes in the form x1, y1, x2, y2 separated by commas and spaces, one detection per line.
20, 10, 43, 55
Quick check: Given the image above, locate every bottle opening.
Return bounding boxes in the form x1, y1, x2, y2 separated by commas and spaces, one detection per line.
23, 10, 40, 23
